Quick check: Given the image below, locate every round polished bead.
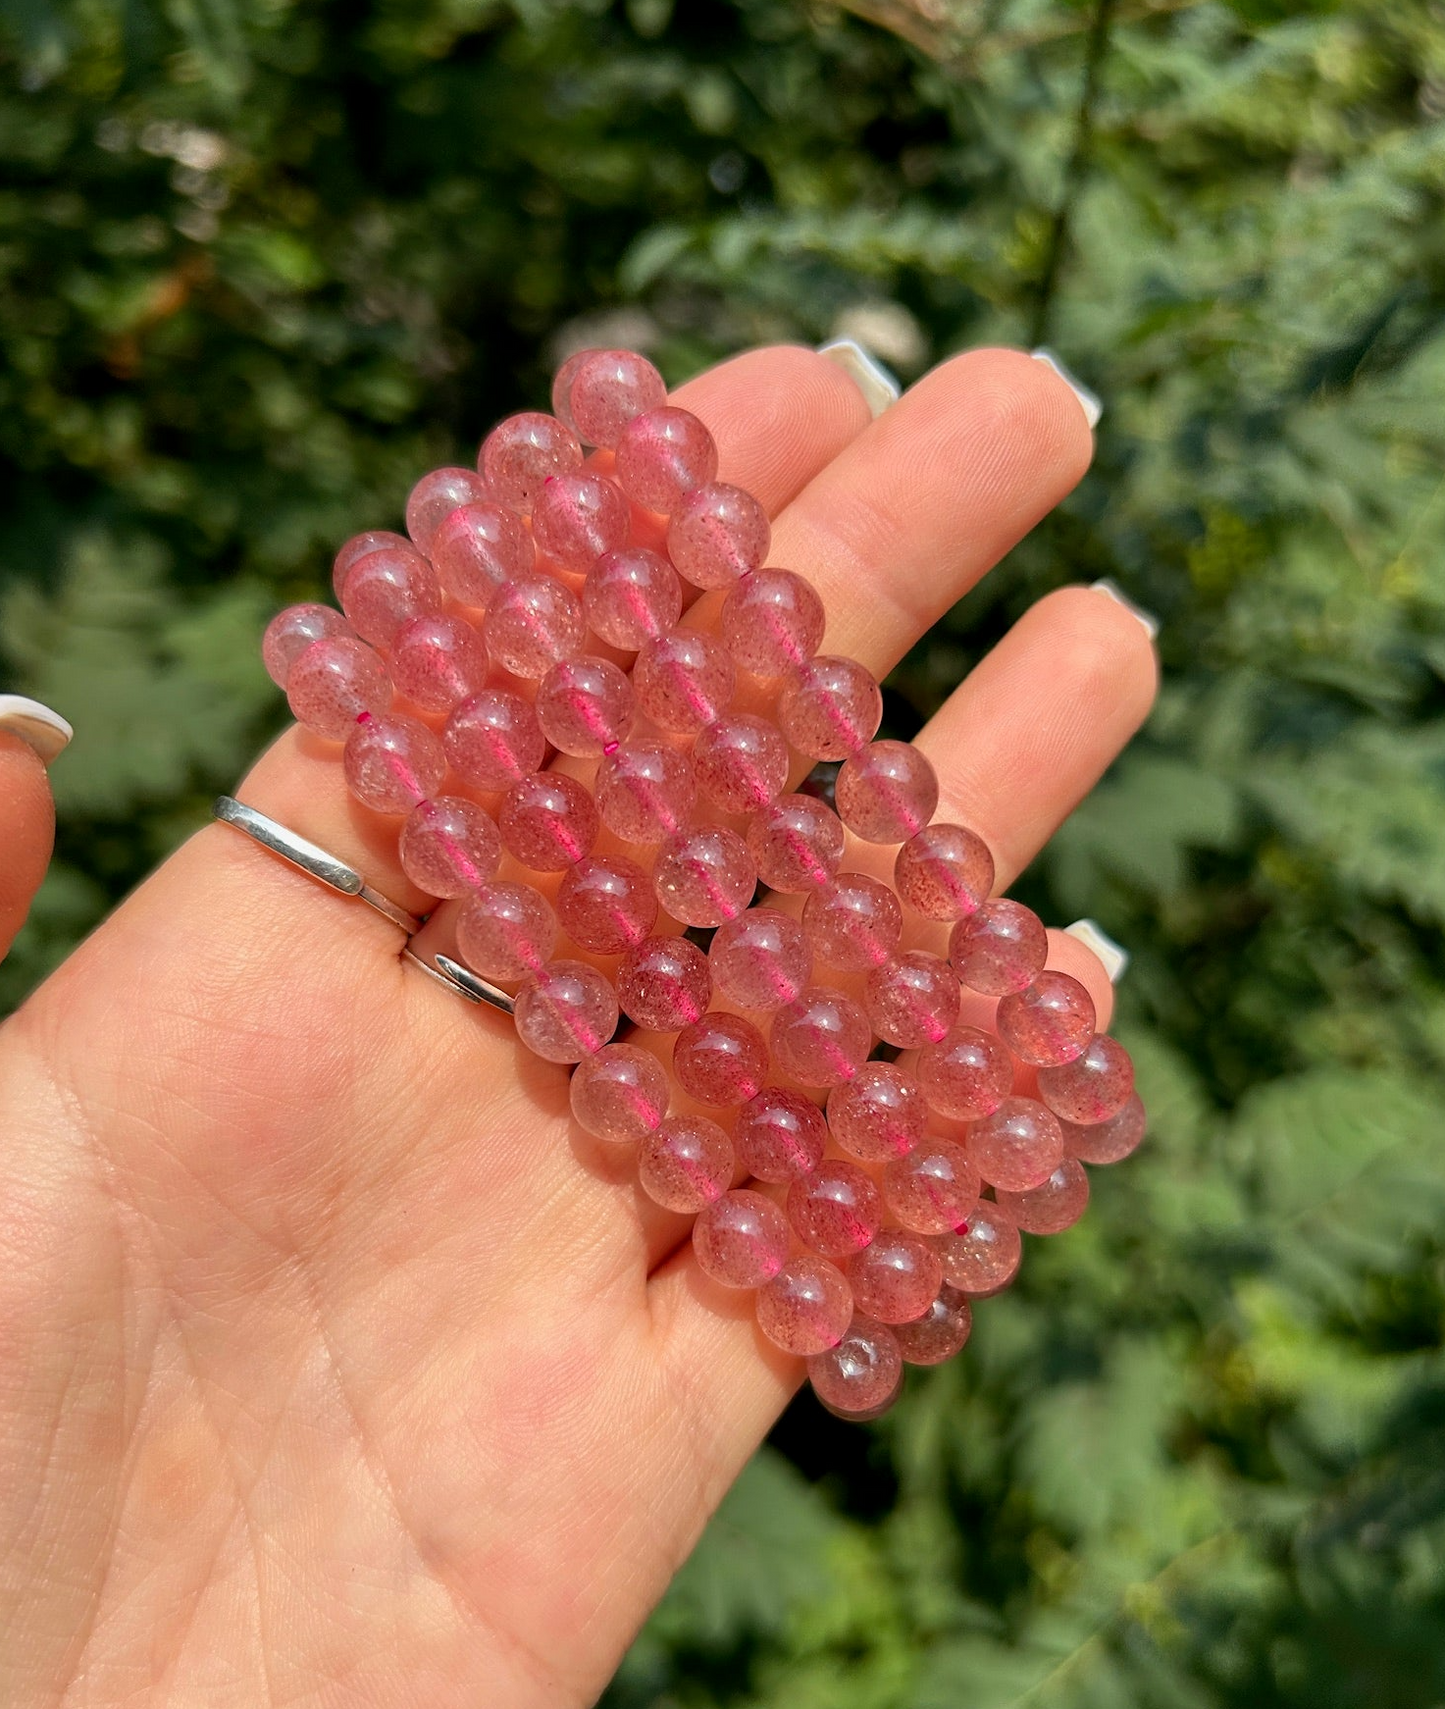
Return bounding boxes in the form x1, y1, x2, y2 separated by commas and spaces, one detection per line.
615, 405, 718, 514
389, 612, 489, 712
673, 1012, 769, 1107
341, 547, 442, 648
864, 951, 961, 1048
638, 1114, 735, 1213
653, 825, 757, 927
826, 1062, 926, 1162
968, 1096, 1065, 1193
263, 603, 351, 688
1037, 1035, 1134, 1125
616, 935, 713, 1032
803, 873, 903, 971
431, 502, 535, 607
531, 469, 631, 572
745, 793, 845, 893
569, 349, 667, 449
556, 854, 657, 954
633, 629, 736, 734
535, 655, 635, 757
479, 411, 582, 512
893, 1284, 973, 1366
693, 714, 789, 815
778, 656, 882, 760
847, 1230, 943, 1325
456, 881, 557, 981
550, 347, 596, 434
917, 1026, 1014, 1122
933, 1202, 1022, 1297
948, 898, 1048, 995
405, 466, 491, 554
444, 689, 546, 792
786, 1159, 882, 1259
756, 1256, 854, 1356
692, 1188, 790, 1289
807, 1317, 902, 1420
995, 1158, 1091, 1235
666, 481, 770, 589
342, 712, 446, 814
770, 987, 872, 1088
894, 823, 995, 921
882, 1138, 981, 1235
582, 548, 683, 650
332, 530, 413, 601
835, 740, 939, 844
596, 741, 695, 843
514, 959, 619, 1063
499, 773, 600, 871
720, 568, 825, 678
1062, 1092, 1146, 1165
569, 1042, 669, 1144
997, 971, 1097, 1067
399, 795, 501, 897
733, 1087, 827, 1183
484, 576, 586, 679
708, 907, 812, 1011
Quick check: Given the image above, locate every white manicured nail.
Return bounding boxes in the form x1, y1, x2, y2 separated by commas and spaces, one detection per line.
816, 338, 901, 418
1064, 919, 1129, 984
1090, 578, 1159, 640
1030, 348, 1102, 429
0, 695, 72, 766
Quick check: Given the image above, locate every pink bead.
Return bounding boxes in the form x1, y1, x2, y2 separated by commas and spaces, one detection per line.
917, 1026, 1014, 1121
692, 714, 789, 814
455, 881, 556, 981
633, 629, 736, 735
484, 575, 586, 678
342, 712, 446, 814
787, 1158, 882, 1259
756, 1256, 854, 1356
569, 1042, 669, 1144
778, 656, 882, 760
513, 959, 619, 1063
893, 1284, 973, 1366
835, 740, 939, 844
997, 971, 1096, 1067
708, 908, 812, 1011
894, 823, 995, 921
934, 1203, 1021, 1297
332, 530, 412, 601
341, 547, 442, 648
444, 689, 546, 792
550, 348, 596, 433
882, 1138, 981, 1235
692, 1188, 790, 1289
582, 548, 683, 650
653, 825, 757, 927
995, 1158, 1091, 1235
733, 1087, 827, 1183
720, 568, 825, 678
479, 411, 582, 512
389, 613, 489, 712
673, 1011, 769, 1107
807, 1317, 902, 1420
596, 741, 696, 843
665, 481, 770, 589
616, 935, 712, 1032
638, 1114, 735, 1213
864, 952, 961, 1048
499, 772, 599, 871
745, 793, 845, 893
968, 1096, 1065, 1192
556, 854, 657, 953
827, 1062, 925, 1162
847, 1230, 942, 1325
615, 405, 718, 514
569, 349, 667, 449
948, 898, 1048, 995
263, 603, 350, 688
531, 470, 631, 572
399, 796, 501, 897
803, 873, 902, 971
535, 655, 635, 757
1062, 1092, 1146, 1165
770, 986, 872, 1088
405, 466, 490, 554
1037, 1035, 1134, 1125
431, 502, 535, 606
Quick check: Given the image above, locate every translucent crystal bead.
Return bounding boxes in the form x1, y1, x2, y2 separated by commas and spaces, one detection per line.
827, 1062, 926, 1162
673, 1011, 769, 1107
399, 796, 501, 897
745, 793, 845, 893
756, 1255, 854, 1356
933, 1202, 1021, 1297
692, 714, 789, 815
569, 1042, 669, 1144
263, 603, 350, 688
342, 712, 445, 813
770, 986, 872, 1088
405, 466, 491, 555
994, 1158, 1090, 1235
616, 935, 713, 1032
835, 740, 939, 844
967, 1096, 1065, 1193
948, 898, 1047, 995
531, 469, 631, 572
556, 854, 658, 954
479, 411, 582, 512
1061, 1091, 1145, 1166
431, 502, 535, 607
582, 548, 683, 650
847, 1230, 943, 1325
638, 1114, 735, 1213
653, 825, 757, 927
389, 612, 489, 712
633, 629, 736, 734
615, 405, 718, 514
893, 823, 995, 920
807, 1317, 902, 1420
535, 655, 635, 757
499, 773, 600, 871
893, 1284, 973, 1366
996, 971, 1096, 1067
733, 1087, 827, 1183
456, 881, 557, 981
692, 1188, 790, 1289
1036, 1034, 1134, 1125
864, 951, 961, 1048
882, 1138, 981, 1235
786, 1158, 882, 1259
341, 547, 442, 648
332, 530, 413, 601
666, 481, 770, 588
569, 349, 667, 449
550, 347, 596, 433
778, 656, 882, 760
803, 873, 903, 971
513, 959, 619, 1062
708, 908, 812, 1011
444, 689, 546, 792
596, 741, 696, 843
720, 568, 825, 678
917, 1025, 1014, 1121
484, 576, 586, 678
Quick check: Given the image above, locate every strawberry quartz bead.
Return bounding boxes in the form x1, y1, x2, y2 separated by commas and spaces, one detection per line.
569, 349, 667, 449
617, 935, 712, 1032
666, 482, 770, 588
918, 1025, 1014, 1121
847, 1230, 943, 1325
556, 854, 657, 954
997, 971, 1097, 1067
787, 1159, 882, 1259
514, 960, 619, 1063
770, 987, 872, 1088
934, 1202, 1021, 1297
803, 873, 903, 971
399, 796, 501, 897
456, 881, 556, 981
615, 405, 718, 514
263, 603, 351, 688
405, 466, 491, 554
582, 548, 683, 650
341, 547, 442, 648
894, 823, 995, 921
995, 1158, 1091, 1235
968, 1096, 1065, 1193
1062, 1092, 1146, 1165
479, 411, 582, 512
332, 530, 413, 601
1037, 1035, 1134, 1125
720, 568, 825, 678
836, 741, 940, 845
653, 825, 757, 927
569, 1042, 669, 1144
342, 712, 446, 814
693, 714, 789, 815
499, 773, 600, 871
864, 951, 961, 1048
389, 613, 489, 712
807, 1317, 902, 1420
431, 502, 535, 607
484, 576, 586, 679
531, 470, 631, 572
596, 742, 695, 844
756, 1256, 854, 1357
827, 1062, 926, 1162
948, 898, 1048, 995
633, 629, 736, 735
535, 655, 635, 757
638, 1114, 735, 1213
673, 1012, 769, 1107
708, 907, 812, 1011
692, 1189, 790, 1289
444, 689, 546, 792
778, 656, 882, 761
733, 1087, 827, 1183
882, 1138, 981, 1235
550, 347, 596, 433
746, 794, 845, 894
893, 1284, 973, 1366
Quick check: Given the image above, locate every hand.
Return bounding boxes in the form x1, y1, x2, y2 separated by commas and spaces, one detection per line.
0, 699, 64, 960
0, 346, 1156, 1707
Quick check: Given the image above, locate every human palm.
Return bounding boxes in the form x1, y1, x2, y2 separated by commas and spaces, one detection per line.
0, 345, 1155, 1706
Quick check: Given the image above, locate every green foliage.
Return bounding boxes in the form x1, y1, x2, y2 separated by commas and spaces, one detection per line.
4, 0, 1445, 1701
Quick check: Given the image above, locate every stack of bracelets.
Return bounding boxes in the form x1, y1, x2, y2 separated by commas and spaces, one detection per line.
260, 347, 1145, 1422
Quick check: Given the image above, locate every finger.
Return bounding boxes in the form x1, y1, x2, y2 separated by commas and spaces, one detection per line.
0, 719, 62, 962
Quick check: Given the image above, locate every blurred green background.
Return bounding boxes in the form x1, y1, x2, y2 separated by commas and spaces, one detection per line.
4, 0, 1445, 1702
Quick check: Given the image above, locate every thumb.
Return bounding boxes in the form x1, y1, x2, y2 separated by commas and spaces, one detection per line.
0, 698, 70, 963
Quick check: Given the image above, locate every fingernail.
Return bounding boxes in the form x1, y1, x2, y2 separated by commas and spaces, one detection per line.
0, 695, 72, 766
1090, 578, 1160, 641
816, 338, 901, 419
1030, 348, 1102, 430
1064, 919, 1129, 984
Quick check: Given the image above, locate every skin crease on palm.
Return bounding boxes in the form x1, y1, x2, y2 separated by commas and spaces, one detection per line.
0, 345, 1157, 1708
